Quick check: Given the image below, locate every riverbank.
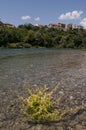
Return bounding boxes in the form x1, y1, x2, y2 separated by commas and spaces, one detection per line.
0, 49, 86, 130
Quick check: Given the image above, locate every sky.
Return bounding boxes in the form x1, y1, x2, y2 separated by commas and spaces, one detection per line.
0, 0, 86, 28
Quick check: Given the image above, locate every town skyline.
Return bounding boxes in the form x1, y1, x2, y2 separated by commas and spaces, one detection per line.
0, 20, 85, 30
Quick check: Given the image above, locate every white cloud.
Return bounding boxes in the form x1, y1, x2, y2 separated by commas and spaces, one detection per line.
80, 18, 86, 28
21, 15, 31, 20
34, 17, 40, 21
59, 10, 83, 20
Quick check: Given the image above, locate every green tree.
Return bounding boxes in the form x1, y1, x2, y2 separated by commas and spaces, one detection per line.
24, 30, 35, 45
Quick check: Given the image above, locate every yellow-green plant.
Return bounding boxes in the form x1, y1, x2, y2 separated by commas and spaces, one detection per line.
21, 83, 67, 123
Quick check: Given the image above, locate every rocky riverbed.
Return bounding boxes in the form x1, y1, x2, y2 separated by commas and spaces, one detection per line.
0, 49, 86, 130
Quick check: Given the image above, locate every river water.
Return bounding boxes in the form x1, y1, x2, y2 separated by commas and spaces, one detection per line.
0, 48, 86, 87
0, 48, 86, 94
0, 48, 86, 129
0, 48, 86, 98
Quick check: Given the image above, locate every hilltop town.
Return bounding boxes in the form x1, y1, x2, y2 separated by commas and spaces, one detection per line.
36, 22, 86, 31
0, 20, 86, 31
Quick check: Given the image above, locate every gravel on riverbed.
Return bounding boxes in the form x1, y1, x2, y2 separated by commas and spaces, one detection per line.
0, 50, 86, 130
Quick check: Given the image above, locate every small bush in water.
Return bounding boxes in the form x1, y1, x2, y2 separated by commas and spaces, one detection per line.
21, 83, 67, 123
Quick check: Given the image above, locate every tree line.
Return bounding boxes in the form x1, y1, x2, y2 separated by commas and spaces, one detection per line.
0, 22, 86, 49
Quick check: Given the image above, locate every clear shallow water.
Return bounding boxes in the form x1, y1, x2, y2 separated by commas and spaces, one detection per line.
0, 48, 85, 89
0, 48, 86, 130
0, 48, 86, 99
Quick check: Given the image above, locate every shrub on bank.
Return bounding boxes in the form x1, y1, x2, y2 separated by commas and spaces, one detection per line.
7, 42, 32, 48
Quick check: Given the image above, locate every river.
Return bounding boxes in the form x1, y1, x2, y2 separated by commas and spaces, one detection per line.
0, 48, 85, 86
0, 48, 86, 130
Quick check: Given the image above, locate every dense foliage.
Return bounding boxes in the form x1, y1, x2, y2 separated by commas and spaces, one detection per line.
0, 23, 86, 49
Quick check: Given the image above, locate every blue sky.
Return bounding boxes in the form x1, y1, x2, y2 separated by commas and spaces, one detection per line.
0, 0, 86, 28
